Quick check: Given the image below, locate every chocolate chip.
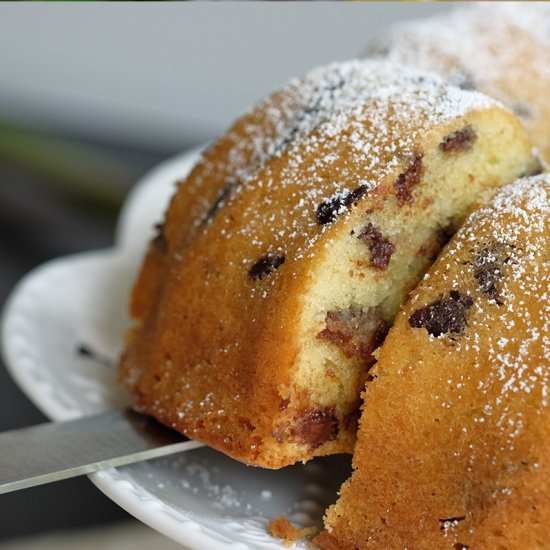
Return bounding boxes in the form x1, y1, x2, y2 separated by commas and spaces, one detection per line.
395, 155, 423, 205
409, 291, 474, 337
347, 184, 370, 205
474, 262, 502, 302
290, 407, 339, 450
316, 191, 351, 225
249, 254, 285, 280
453, 544, 469, 550
152, 223, 168, 253
473, 242, 513, 304
358, 223, 395, 270
439, 126, 477, 154
317, 307, 389, 367
316, 185, 370, 225
200, 179, 236, 226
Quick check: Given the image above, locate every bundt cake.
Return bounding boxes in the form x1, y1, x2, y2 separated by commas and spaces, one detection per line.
119, 59, 540, 468
369, 3, 550, 164
316, 175, 550, 549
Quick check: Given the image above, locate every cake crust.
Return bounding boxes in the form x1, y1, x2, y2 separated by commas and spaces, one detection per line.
318, 176, 550, 549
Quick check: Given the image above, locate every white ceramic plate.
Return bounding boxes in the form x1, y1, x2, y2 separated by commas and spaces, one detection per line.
1, 149, 351, 549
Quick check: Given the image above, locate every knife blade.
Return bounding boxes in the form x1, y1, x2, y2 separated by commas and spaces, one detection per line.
0, 409, 203, 494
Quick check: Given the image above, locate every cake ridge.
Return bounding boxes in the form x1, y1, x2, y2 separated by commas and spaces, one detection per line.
191, 59, 499, 278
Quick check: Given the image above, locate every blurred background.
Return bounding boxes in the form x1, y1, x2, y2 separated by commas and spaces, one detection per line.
0, 3, 451, 547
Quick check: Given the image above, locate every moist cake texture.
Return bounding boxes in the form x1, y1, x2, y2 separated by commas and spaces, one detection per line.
317, 176, 550, 549
119, 59, 538, 468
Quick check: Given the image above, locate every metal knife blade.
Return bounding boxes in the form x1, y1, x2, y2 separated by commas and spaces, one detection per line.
0, 409, 203, 494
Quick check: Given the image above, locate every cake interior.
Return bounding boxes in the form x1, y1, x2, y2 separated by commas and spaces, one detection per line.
284, 110, 538, 446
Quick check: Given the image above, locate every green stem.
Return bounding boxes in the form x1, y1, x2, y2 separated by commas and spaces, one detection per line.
0, 122, 141, 213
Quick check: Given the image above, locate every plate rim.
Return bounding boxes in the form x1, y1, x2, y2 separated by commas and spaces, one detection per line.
0, 148, 273, 550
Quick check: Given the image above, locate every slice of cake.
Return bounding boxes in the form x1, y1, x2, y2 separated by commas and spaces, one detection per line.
369, 3, 550, 164
119, 59, 539, 468
316, 175, 550, 549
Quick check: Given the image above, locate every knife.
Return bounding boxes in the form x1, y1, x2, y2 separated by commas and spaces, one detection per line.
0, 409, 204, 494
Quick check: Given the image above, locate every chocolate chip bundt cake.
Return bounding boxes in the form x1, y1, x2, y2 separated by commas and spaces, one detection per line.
369, 3, 550, 164
119, 59, 539, 468
317, 175, 550, 549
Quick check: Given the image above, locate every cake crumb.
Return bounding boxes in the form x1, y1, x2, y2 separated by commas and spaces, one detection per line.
268, 516, 317, 546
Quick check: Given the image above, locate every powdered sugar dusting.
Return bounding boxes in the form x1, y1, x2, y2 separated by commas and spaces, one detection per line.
216, 59, 496, 192
325, 176, 549, 546
420, 175, 549, 449
370, 3, 550, 89
369, 3, 550, 160
188, 59, 497, 295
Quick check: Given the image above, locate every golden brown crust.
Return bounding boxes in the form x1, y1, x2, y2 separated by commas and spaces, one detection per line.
119, 60, 536, 468
319, 176, 550, 549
